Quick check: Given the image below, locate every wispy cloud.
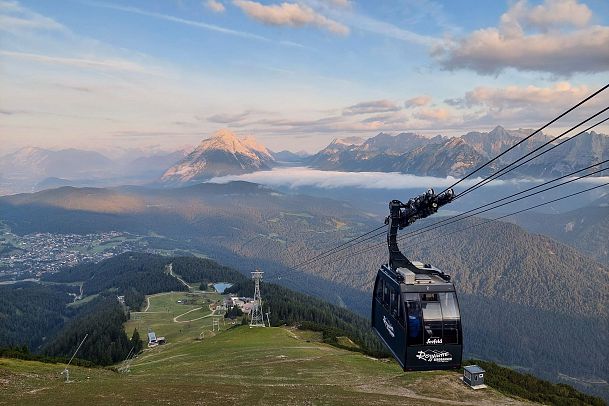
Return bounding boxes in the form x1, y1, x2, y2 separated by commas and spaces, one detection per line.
317, 2, 439, 46
343, 100, 401, 115
207, 111, 251, 124
0, 0, 66, 33
0, 50, 156, 74
83, 1, 306, 47
205, 0, 225, 13
404, 95, 431, 108
232, 0, 349, 36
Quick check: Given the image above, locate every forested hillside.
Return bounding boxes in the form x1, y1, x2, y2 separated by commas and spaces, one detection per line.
2, 253, 383, 364
318, 218, 609, 399
0, 283, 79, 350
42, 252, 187, 309
1, 183, 608, 399
511, 193, 609, 266
42, 296, 138, 365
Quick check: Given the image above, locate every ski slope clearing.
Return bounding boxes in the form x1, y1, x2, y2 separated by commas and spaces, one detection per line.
0, 325, 531, 405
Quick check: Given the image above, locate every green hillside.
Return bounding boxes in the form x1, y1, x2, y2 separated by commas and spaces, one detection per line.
1, 276, 604, 405
1, 325, 528, 405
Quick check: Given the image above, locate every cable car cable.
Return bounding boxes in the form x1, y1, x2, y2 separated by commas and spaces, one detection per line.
290, 224, 386, 269
392, 159, 609, 242
293, 227, 388, 270
390, 166, 609, 244
296, 163, 608, 270
318, 167, 609, 265
336, 181, 609, 264
283, 108, 609, 274
436, 83, 609, 196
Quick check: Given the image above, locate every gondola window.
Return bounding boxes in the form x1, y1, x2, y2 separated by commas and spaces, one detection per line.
440, 292, 460, 344
421, 298, 443, 343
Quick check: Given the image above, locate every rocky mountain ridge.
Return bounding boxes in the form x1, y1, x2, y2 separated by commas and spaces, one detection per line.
307, 126, 609, 178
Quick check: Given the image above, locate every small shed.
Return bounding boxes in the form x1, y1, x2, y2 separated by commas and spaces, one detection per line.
463, 365, 486, 389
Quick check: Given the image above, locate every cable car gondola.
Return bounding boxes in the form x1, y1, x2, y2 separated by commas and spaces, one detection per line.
372, 188, 463, 371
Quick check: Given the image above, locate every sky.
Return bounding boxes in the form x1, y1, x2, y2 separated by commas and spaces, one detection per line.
1, 0, 608, 155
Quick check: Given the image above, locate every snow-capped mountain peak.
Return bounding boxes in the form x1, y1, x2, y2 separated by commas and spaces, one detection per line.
160, 129, 274, 184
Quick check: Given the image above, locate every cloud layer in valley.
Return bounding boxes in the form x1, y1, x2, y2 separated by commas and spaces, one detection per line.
208, 167, 505, 190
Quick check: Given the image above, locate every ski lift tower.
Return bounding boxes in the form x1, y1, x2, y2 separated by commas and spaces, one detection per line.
250, 270, 265, 327
61, 333, 88, 383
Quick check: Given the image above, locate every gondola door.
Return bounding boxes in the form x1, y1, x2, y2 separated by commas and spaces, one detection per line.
371, 267, 406, 369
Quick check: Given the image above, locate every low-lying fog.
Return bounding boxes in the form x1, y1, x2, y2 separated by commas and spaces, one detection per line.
209, 167, 609, 216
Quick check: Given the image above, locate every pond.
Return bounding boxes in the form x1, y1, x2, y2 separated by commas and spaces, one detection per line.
213, 282, 233, 294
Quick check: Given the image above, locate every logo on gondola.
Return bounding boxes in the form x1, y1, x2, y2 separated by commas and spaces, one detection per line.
426, 337, 443, 344
383, 316, 395, 337
416, 350, 453, 363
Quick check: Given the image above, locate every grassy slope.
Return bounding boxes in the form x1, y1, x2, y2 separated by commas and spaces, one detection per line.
0, 292, 529, 406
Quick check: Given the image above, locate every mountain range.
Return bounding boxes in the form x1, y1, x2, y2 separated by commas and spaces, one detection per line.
307, 126, 609, 178
0, 147, 189, 194
2, 126, 608, 194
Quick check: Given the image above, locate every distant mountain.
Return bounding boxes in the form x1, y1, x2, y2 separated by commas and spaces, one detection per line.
272, 150, 310, 162
307, 132, 453, 172
307, 126, 609, 178
0, 147, 112, 180
124, 149, 188, 177
161, 129, 274, 184
0, 147, 193, 194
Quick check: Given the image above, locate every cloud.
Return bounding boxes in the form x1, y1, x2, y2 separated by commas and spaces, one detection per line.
232, 0, 349, 36
434, 0, 609, 75
0, 0, 66, 33
404, 95, 431, 108
343, 100, 401, 116
208, 166, 493, 190
207, 111, 250, 123
84, 1, 305, 47
414, 107, 453, 122
328, 0, 350, 7
501, 0, 591, 33
205, 0, 225, 13
462, 82, 591, 110
0, 50, 156, 74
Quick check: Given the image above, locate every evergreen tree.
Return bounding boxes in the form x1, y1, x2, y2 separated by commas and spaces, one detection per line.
131, 329, 142, 354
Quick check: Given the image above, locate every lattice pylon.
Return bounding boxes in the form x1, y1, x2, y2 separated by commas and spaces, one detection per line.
250, 270, 265, 327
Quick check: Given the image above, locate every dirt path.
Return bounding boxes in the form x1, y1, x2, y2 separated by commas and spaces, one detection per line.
143, 292, 173, 312
173, 307, 221, 323
167, 263, 191, 290
173, 307, 203, 322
